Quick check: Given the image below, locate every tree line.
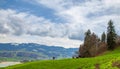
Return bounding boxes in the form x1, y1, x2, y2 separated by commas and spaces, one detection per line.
78, 20, 120, 58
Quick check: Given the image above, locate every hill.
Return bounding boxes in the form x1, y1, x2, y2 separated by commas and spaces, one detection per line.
0, 43, 78, 61
1, 46, 120, 69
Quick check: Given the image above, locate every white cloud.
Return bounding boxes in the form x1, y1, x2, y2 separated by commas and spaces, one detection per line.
102, 0, 120, 7
0, 0, 120, 48
31, 0, 120, 39
0, 35, 82, 48
0, 9, 83, 48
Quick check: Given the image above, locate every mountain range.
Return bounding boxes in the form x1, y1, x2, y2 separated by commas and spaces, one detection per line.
0, 43, 78, 61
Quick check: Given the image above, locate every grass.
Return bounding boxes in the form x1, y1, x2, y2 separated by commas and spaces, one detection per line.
1, 47, 120, 69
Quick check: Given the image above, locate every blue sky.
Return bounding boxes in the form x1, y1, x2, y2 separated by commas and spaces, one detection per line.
0, 0, 57, 21
0, 0, 120, 48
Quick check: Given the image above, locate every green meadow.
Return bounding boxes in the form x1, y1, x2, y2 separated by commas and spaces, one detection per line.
1, 47, 120, 69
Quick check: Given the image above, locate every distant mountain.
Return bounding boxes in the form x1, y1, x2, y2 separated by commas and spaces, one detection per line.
0, 43, 78, 60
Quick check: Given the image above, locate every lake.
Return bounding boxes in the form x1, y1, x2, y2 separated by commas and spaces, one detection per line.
0, 62, 21, 67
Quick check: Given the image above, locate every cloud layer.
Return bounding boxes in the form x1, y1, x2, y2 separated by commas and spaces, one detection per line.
0, 0, 120, 48
32, 0, 120, 36
0, 9, 83, 48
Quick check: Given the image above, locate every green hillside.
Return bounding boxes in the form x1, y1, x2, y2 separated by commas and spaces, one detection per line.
1, 47, 120, 69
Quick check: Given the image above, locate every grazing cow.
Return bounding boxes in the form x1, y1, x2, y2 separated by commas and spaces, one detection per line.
72, 56, 75, 59
72, 55, 81, 59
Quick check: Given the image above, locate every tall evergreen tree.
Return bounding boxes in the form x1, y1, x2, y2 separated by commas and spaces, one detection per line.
84, 29, 91, 49
84, 29, 91, 42
107, 20, 116, 50
101, 32, 106, 42
80, 29, 91, 57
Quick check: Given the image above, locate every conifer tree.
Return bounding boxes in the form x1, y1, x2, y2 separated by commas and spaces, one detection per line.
107, 20, 116, 50
84, 29, 91, 43
101, 32, 106, 42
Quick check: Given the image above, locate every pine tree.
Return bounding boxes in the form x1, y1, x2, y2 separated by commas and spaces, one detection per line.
107, 20, 116, 50
84, 29, 91, 42
101, 32, 106, 42
79, 29, 91, 57
84, 29, 91, 50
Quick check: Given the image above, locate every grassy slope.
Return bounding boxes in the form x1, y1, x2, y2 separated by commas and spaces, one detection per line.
1, 47, 120, 69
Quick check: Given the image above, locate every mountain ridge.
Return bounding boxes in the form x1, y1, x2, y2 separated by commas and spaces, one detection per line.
0, 43, 78, 61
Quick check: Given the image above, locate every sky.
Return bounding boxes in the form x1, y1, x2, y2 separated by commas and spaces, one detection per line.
0, 0, 120, 48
